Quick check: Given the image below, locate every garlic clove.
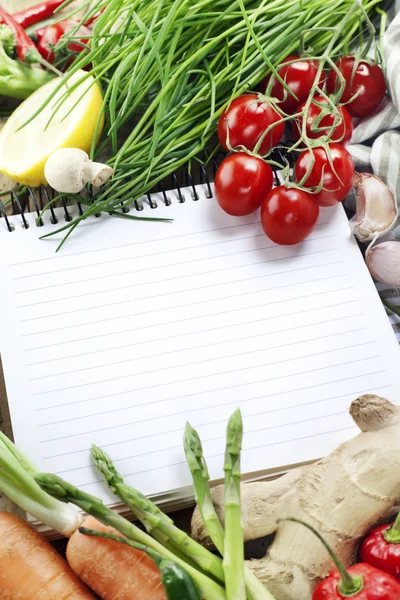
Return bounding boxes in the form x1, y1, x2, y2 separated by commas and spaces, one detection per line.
351, 172, 398, 243
366, 241, 400, 288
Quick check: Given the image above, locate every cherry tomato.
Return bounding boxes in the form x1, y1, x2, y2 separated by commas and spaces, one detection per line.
214, 153, 274, 216
294, 143, 354, 207
327, 56, 386, 118
292, 96, 353, 144
260, 186, 319, 245
218, 94, 284, 156
260, 55, 321, 113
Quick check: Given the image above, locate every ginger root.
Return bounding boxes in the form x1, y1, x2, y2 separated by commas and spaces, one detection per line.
191, 395, 400, 600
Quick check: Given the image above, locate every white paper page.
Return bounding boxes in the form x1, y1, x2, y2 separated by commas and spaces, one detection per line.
0, 185, 399, 509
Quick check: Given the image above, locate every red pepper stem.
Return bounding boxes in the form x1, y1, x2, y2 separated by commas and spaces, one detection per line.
280, 519, 363, 597
384, 513, 400, 543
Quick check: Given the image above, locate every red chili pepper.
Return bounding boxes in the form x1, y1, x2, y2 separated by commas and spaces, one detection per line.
0, 7, 40, 63
314, 562, 400, 599
283, 518, 400, 600
360, 517, 400, 581
11, 0, 65, 30
83, 7, 107, 28
36, 6, 106, 38
37, 19, 91, 64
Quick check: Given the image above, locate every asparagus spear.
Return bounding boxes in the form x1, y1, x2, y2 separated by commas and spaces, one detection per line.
35, 473, 227, 600
184, 421, 276, 600
80, 528, 202, 600
184, 422, 225, 553
92, 444, 224, 581
223, 409, 246, 600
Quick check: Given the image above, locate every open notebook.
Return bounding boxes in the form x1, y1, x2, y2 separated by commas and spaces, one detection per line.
0, 183, 399, 532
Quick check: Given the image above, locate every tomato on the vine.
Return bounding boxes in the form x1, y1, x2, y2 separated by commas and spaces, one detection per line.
260, 186, 319, 245
260, 55, 321, 113
218, 93, 284, 156
294, 143, 355, 207
327, 56, 386, 118
215, 152, 274, 216
292, 96, 353, 144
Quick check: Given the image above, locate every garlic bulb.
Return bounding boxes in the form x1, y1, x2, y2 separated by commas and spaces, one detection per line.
351, 172, 398, 243
366, 241, 400, 288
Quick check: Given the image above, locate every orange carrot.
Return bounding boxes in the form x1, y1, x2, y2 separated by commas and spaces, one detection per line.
67, 516, 167, 600
0, 511, 95, 599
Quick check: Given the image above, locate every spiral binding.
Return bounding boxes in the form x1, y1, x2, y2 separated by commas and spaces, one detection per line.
0, 148, 289, 233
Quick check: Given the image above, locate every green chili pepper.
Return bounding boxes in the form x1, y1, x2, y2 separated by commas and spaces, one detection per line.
160, 559, 202, 600
79, 528, 202, 600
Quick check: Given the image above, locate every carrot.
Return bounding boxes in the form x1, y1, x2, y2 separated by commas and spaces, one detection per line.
0, 511, 95, 599
67, 516, 167, 600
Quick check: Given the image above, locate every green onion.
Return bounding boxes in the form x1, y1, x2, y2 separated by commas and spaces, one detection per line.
0, 432, 82, 536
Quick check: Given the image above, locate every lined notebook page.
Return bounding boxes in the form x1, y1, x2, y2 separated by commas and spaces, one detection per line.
0, 184, 399, 509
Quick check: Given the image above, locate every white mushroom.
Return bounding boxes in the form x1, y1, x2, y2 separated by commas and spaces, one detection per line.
44, 148, 114, 193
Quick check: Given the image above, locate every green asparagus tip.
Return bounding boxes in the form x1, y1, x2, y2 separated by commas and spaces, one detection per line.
184, 422, 209, 476
91, 444, 123, 492
91, 443, 101, 456
226, 409, 243, 454
35, 473, 106, 516
184, 422, 203, 457
35, 473, 73, 502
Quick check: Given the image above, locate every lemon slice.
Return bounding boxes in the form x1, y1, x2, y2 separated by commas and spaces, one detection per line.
0, 71, 104, 187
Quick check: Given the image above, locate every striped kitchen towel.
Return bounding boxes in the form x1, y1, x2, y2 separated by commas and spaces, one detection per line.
346, 5, 400, 342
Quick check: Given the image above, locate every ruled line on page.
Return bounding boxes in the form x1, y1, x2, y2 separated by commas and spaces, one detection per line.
39, 384, 368, 434
14, 238, 274, 294
10, 219, 333, 279
10, 218, 263, 268
20, 263, 346, 324
15, 247, 340, 308
25, 286, 355, 362
28, 296, 360, 375
22, 273, 350, 350
26, 295, 358, 364
54, 410, 351, 475
79, 425, 358, 487
25, 308, 362, 368
36, 369, 384, 432
34, 316, 371, 412
9, 205, 334, 271
32, 316, 368, 398
11, 231, 268, 280
13, 234, 337, 294
41, 381, 390, 460
34, 339, 374, 404
29, 322, 368, 385
37, 355, 379, 436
